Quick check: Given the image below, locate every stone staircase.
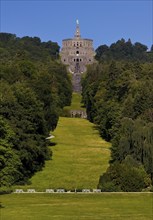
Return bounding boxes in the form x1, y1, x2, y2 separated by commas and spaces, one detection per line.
72, 72, 82, 93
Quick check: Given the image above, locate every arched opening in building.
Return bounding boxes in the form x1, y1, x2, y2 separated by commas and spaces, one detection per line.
76, 51, 79, 54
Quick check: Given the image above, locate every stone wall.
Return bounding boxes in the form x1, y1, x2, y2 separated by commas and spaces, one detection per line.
70, 110, 87, 119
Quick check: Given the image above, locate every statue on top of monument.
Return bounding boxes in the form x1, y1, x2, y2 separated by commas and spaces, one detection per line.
76, 19, 79, 25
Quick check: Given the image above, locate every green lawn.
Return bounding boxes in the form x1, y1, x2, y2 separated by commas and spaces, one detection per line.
1, 193, 152, 220
16, 117, 110, 191
64, 92, 85, 111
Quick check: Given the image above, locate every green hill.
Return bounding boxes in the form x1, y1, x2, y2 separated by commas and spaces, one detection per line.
22, 117, 110, 190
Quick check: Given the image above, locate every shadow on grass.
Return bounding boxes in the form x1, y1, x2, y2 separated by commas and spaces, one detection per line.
92, 124, 100, 130
0, 203, 5, 208
92, 124, 111, 144
49, 142, 57, 147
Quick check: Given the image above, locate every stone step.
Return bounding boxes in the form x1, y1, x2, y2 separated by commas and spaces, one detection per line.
72, 73, 82, 93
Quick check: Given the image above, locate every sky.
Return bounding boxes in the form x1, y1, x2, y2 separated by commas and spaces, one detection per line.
0, 0, 153, 50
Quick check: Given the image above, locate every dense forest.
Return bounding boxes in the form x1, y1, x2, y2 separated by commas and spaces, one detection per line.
0, 33, 72, 188
82, 39, 153, 191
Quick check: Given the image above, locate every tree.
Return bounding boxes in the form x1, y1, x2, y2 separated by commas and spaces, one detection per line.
95, 45, 109, 60
98, 157, 151, 192
95, 39, 151, 61
0, 116, 22, 187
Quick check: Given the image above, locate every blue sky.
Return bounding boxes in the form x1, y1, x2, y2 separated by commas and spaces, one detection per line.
1, 0, 153, 50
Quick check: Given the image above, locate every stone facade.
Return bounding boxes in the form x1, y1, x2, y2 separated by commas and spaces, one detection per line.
60, 20, 95, 74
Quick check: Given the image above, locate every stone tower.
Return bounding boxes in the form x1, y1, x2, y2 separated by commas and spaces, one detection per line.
60, 20, 95, 92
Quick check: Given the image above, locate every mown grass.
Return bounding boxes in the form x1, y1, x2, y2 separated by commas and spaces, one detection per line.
1, 193, 153, 220
2, 93, 153, 219
15, 117, 110, 191
64, 92, 85, 111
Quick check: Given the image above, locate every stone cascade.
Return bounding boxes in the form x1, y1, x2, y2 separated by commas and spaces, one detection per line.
72, 72, 82, 93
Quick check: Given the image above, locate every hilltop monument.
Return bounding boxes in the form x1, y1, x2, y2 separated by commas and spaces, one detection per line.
60, 20, 95, 92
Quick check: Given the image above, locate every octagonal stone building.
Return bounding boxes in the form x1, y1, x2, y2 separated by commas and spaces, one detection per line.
60, 20, 95, 74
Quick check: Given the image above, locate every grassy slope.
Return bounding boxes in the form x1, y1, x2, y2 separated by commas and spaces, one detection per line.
1, 193, 153, 220
22, 117, 110, 190
64, 92, 85, 110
